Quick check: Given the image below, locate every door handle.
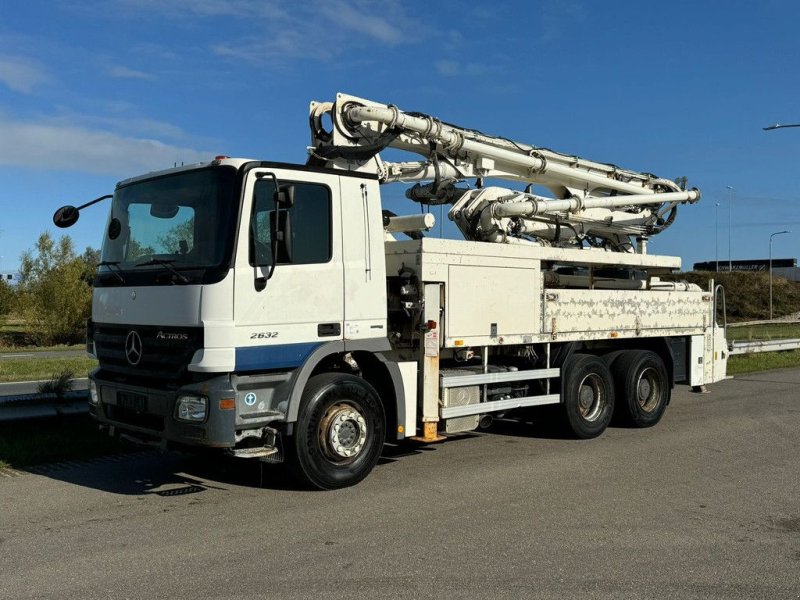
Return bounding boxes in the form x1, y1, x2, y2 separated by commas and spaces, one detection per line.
317, 323, 341, 337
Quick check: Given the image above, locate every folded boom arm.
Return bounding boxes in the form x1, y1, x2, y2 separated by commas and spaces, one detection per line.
309, 93, 699, 253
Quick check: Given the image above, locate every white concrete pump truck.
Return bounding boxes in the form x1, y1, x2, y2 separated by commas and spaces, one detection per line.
53, 93, 728, 489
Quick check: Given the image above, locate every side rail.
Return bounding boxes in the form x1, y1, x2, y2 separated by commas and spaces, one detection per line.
439, 367, 561, 419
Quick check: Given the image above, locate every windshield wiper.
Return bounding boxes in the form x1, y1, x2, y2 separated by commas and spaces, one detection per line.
135, 258, 190, 284
97, 260, 126, 284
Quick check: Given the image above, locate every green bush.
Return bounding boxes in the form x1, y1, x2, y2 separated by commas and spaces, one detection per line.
16, 232, 94, 346
667, 271, 800, 322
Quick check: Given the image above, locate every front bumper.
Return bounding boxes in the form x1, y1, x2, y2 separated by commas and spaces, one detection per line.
89, 369, 292, 450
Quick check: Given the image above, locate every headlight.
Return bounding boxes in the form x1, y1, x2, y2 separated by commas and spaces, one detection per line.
89, 380, 99, 405
175, 395, 208, 422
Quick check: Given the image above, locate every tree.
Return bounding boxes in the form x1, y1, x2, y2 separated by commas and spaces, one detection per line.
157, 217, 195, 256
16, 232, 93, 345
82, 246, 101, 267
0, 277, 13, 318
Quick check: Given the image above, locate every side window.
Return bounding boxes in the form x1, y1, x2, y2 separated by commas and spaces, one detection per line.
251, 179, 331, 266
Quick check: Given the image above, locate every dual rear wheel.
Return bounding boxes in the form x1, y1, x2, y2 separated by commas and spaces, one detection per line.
561, 350, 669, 438
611, 350, 670, 428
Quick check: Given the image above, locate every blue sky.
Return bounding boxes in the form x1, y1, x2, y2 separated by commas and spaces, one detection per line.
1, 0, 799, 272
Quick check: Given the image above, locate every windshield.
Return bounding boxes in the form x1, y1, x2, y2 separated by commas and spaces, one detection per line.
99, 166, 238, 284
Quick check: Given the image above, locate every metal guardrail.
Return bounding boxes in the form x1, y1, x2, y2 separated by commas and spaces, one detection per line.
0, 390, 89, 422
729, 338, 800, 355
1, 339, 799, 422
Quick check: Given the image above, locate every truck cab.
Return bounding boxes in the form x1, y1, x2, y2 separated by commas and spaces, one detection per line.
87, 159, 409, 486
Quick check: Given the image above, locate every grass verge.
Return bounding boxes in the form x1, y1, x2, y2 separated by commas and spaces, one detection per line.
727, 322, 800, 341
0, 416, 123, 470
0, 357, 97, 383
725, 322, 800, 374
727, 349, 800, 375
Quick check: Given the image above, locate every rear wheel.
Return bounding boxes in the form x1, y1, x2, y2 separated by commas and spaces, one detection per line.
287, 373, 385, 490
561, 354, 615, 438
611, 350, 669, 427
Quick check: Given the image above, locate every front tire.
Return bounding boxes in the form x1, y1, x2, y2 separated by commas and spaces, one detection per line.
561, 354, 615, 439
288, 373, 385, 490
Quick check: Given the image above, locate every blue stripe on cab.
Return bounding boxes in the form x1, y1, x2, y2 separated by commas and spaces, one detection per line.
235, 342, 322, 372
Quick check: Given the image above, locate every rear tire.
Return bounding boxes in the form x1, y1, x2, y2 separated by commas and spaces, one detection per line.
287, 373, 385, 490
561, 354, 615, 439
611, 350, 670, 427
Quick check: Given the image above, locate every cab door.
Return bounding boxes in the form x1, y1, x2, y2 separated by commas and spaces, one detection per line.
232, 167, 343, 372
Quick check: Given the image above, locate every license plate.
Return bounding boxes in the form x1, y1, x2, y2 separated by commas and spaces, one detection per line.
117, 391, 147, 413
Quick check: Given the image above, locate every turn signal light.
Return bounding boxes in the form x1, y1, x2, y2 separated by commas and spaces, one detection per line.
219, 398, 235, 410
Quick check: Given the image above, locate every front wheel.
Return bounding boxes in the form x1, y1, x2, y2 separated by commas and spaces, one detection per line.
561, 354, 615, 439
287, 373, 385, 490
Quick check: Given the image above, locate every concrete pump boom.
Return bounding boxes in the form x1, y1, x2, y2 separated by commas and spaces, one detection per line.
308, 93, 700, 253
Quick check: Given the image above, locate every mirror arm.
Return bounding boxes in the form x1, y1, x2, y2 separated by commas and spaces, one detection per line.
76, 194, 114, 211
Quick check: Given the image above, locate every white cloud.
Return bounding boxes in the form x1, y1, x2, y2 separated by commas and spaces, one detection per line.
108, 65, 154, 80
436, 60, 460, 77
110, 0, 289, 20
0, 115, 211, 177
108, 0, 419, 64
540, 0, 586, 43
0, 55, 50, 93
53, 111, 192, 142
214, 30, 333, 63
317, 1, 406, 44
435, 60, 490, 78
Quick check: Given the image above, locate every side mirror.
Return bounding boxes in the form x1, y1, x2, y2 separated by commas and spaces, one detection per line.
52, 194, 113, 228
274, 184, 295, 208
53, 205, 80, 228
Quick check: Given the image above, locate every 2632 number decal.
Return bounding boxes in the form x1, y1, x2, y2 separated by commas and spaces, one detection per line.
250, 331, 279, 340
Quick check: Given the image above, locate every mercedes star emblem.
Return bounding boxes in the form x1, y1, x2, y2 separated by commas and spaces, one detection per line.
125, 330, 143, 366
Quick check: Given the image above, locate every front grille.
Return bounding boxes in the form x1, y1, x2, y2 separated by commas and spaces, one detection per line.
94, 323, 203, 381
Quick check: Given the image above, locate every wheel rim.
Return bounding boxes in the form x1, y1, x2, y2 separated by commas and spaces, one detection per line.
318, 402, 368, 462
577, 373, 606, 422
636, 367, 660, 413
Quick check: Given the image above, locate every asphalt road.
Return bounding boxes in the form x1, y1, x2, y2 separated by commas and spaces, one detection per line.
1, 370, 799, 599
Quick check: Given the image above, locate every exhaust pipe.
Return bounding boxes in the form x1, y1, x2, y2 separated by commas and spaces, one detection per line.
478, 414, 493, 430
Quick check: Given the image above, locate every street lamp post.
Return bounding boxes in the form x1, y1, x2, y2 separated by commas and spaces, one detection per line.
763, 123, 796, 317
726, 186, 734, 271
769, 230, 791, 320
763, 123, 800, 131
715, 202, 720, 271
